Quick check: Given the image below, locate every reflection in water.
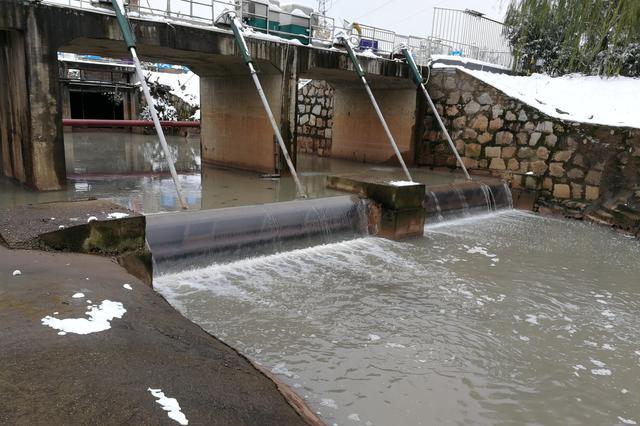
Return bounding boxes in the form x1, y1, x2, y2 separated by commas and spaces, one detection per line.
155, 211, 640, 426
1, 130, 470, 213
64, 130, 201, 175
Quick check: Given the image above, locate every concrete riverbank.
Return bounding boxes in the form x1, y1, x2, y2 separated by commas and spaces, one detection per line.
0, 245, 320, 425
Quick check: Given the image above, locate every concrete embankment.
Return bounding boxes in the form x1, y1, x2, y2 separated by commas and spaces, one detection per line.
0, 245, 319, 425
0, 199, 322, 425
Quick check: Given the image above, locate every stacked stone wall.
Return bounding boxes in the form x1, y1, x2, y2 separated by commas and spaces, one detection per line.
419, 68, 640, 237
296, 80, 334, 157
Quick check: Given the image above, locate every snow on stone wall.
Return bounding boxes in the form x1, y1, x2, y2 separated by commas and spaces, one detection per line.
421, 68, 640, 237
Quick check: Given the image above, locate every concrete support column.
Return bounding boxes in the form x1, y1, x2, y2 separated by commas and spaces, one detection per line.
0, 30, 30, 184
0, 23, 66, 190
331, 84, 418, 165
200, 57, 297, 175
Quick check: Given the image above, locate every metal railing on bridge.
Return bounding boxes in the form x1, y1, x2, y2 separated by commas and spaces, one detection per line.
43, 0, 513, 69
430, 7, 513, 69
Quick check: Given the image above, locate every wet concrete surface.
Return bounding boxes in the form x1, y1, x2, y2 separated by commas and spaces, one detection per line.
0, 246, 315, 426
0, 200, 136, 249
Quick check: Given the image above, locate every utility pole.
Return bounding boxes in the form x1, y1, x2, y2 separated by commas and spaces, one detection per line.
318, 0, 328, 15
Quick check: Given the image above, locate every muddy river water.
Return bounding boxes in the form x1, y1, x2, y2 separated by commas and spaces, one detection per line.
156, 210, 640, 426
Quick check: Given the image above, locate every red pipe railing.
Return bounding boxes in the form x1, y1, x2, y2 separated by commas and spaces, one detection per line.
63, 119, 200, 128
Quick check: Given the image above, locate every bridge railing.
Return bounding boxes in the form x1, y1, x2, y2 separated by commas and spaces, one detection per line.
43, 0, 512, 69
431, 7, 513, 69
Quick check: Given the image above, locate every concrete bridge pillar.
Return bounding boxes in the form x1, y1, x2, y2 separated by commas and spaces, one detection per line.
0, 24, 66, 190
330, 83, 418, 165
199, 55, 298, 175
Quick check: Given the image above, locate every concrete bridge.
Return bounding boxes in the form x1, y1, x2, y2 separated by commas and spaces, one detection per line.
0, 0, 423, 190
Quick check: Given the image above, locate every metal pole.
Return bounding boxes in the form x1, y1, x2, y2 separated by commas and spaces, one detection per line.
340, 38, 413, 182
248, 62, 306, 197
228, 14, 307, 198
131, 49, 189, 208
110, 0, 188, 209
402, 48, 471, 180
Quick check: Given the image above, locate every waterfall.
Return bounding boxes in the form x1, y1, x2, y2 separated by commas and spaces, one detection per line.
147, 196, 368, 273
423, 181, 513, 223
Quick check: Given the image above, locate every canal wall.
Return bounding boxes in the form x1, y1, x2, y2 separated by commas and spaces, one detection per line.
419, 68, 640, 237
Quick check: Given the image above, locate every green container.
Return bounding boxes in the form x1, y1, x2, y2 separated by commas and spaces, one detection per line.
279, 12, 310, 45
244, 1, 269, 31
268, 10, 280, 31
247, 17, 267, 30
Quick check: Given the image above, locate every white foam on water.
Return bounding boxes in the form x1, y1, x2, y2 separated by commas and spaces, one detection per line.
590, 359, 606, 368
525, 314, 539, 325
385, 343, 406, 349
602, 344, 616, 351
618, 417, 637, 425
348, 413, 361, 422
320, 398, 338, 409
573, 364, 586, 371
271, 362, 295, 378
72, 292, 85, 298
155, 238, 413, 302
367, 334, 381, 342
123, 284, 133, 290
41, 300, 126, 335
466, 246, 498, 260
591, 369, 612, 376
601, 310, 616, 319
622, 389, 629, 394
148, 388, 189, 425
519, 336, 530, 342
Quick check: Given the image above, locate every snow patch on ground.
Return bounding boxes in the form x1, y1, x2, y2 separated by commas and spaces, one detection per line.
388, 180, 419, 187
72, 292, 85, 299
41, 300, 126, 335
148, 388, 189, 425
107, 212, 130, 219
447, 69, 640, 129
123, 284, 133, 290
12, 270, 21, 277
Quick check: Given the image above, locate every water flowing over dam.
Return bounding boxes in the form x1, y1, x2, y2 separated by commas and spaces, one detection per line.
155, 210, 640, 426
424, 181, 513, 222
146, 195, 368, 273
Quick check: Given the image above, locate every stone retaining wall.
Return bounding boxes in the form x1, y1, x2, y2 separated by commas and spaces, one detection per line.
419, 68, 640, 237
296, 80, 334, 157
